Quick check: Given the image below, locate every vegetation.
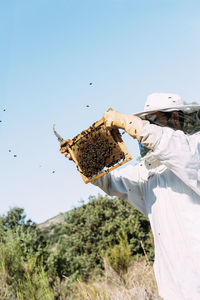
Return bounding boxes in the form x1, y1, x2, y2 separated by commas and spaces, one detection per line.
0, 195, 156, 299
74, 258, 161, 300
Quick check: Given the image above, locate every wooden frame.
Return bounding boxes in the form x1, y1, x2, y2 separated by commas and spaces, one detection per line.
67, 119, 132, 184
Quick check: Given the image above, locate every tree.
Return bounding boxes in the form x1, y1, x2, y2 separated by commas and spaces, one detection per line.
0, 207, 34, 230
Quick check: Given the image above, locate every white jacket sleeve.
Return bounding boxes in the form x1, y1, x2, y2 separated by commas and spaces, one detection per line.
140, 122, 200, 196
92, 165, 147, 216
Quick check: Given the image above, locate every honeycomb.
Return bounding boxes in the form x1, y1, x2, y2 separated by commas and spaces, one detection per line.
67, 120, 132, 183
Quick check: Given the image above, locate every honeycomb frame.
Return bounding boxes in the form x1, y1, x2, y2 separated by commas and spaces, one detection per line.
67, 119, 132, 184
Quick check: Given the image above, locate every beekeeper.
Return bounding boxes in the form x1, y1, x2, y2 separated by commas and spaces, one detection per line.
92, 93, 200, 300
60, 93, 200, 300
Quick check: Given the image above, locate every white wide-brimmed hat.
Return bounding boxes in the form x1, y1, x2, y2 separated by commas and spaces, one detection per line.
134, 93, 200, 118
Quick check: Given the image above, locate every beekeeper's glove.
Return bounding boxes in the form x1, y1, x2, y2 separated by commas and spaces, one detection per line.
60, 139, 73, 160
103, 108, 146, 140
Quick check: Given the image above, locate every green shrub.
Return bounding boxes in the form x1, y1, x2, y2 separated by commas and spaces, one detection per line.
0, 197, 154, 295
47, 195, 153, 281
0, 208, 51, 298
16, 256, 54, 300
104, 230, 132, 276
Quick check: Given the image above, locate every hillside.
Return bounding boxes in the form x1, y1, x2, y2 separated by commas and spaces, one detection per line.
37, 212, 66, 229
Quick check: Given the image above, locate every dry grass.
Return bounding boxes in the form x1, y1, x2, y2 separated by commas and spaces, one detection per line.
0, 256, 162, 300
0, 271, 10, 300
73, 258, 162, 300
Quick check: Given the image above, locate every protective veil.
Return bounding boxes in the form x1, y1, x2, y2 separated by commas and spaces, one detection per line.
92, 95, 200, 300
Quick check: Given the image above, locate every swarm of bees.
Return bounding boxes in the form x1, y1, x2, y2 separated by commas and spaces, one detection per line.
67, 121, 131, 183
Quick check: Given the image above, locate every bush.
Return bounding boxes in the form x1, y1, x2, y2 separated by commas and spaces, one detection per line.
0, 208, 52, 299
48, 195, 153, 281
104, 230, 132, 276
0, 197, 154, 296
16, 255, 54, 300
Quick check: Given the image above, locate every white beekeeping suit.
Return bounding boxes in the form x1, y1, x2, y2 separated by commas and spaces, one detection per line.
92, 93, 200, 300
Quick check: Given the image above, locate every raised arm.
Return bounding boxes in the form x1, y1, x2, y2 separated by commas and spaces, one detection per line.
102, 108, 200, 196
140, 122, 200, 196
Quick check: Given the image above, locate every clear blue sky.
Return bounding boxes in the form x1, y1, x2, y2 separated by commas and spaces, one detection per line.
1, 0, 200, 223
